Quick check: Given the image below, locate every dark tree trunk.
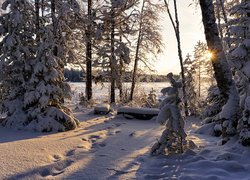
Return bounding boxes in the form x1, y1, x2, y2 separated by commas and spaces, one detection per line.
199, 0, 240, 143
86, 0, 92, 100
51, 0, 57, 56
110, 6, 116, 103
35, 0, 39, 31
130, 0, 145, 101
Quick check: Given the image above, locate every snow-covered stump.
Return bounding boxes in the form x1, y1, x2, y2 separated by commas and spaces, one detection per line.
94, 104, 111, 115
151, 73, 188, 155
117, 106, 159, 120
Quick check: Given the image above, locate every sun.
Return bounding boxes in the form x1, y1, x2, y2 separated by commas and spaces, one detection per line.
205, 51, 213, 60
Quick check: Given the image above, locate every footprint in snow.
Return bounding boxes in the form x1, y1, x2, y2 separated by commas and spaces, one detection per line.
66, 149, 76, 157
92, 142, 107, 148
89, 134, 102, 140
108, 130, 121, 136
98, 154, 108, 157
52, 154, 63, 162
129, 131, 137, 137
98, 142, 106, 147
114, 123, 122, 127
81, 137, 88, 141
40, 159, 74, 177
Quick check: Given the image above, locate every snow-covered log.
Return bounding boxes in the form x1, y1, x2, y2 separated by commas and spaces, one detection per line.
117, 106, 159, 120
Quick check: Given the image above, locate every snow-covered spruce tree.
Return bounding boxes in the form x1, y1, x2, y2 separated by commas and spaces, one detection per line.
0, 0, 36, 128
227, 0, 250, 145
0, 0, 80, 131
200, 0, 240, 144
151, 73, 187, 155
183, 54, 199, 116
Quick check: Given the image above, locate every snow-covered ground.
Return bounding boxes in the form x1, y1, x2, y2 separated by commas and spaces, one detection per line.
1, 83, 250, 180
1, 109, 250, 180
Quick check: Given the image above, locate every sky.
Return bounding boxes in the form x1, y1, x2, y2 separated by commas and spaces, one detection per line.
155, 0, 206, 75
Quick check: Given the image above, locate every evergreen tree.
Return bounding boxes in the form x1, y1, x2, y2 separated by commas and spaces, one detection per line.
0, 0, 36, 129
183, 54, 198, 116
227, 0, 250, 145
0, 0, 80, 132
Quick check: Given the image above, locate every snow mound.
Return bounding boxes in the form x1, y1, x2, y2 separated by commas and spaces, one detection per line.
94, 103, 111, 114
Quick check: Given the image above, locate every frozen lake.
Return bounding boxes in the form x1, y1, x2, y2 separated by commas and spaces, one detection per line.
69, 82, 169, 104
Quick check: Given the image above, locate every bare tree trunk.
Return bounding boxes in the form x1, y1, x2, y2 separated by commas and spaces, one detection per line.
118, 35, 124, 102
41, 0, 44, 17
51, 0, 57, 56
164, 0, 188, 116
215, 0, 223, 39
110, 6, 116, 103
199, 0, 240, 143
86, 0, 92, 100
130, 0, 145, 101
35, 0, 39, 32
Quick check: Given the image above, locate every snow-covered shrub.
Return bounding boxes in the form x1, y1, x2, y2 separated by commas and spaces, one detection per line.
151, 73, 188, 155
79, 92, 95, 107
144, 88, 158, 108
202, 86, 225, 121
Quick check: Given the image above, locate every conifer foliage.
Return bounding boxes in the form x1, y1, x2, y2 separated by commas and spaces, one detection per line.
227, 0, 250, 145
151, 73, 187, 155
0, 0, 79, 132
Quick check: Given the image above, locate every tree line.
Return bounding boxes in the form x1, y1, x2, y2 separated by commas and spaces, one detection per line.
64, 68, 169, 82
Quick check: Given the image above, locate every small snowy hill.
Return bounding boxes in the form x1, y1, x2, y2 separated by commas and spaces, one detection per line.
0, 110, 249, 180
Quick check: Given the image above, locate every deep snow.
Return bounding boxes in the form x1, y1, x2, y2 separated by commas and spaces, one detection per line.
0, 82, 250, 180
1, 109, 250, 180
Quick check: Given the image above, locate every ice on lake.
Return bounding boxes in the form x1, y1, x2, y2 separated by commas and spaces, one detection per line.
68, 82, 169, 105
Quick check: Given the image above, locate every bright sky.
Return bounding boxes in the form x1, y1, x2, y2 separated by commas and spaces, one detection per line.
155, 0, 206, 75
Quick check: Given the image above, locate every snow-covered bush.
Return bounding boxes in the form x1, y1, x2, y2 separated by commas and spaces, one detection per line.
151, 73, 187, 155
144, 88, 158, 108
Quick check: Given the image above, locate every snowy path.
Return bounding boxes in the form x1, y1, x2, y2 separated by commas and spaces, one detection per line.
0, 110, 163, 179
1, 112, 250, 180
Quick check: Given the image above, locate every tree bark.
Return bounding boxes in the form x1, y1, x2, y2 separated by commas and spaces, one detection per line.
51, 0, 57, 56
110, 6, 116, 103
130, 0, 145, 101
199, 0, 240, 142
35, 0, 39, 32
86, 0, 92, 100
